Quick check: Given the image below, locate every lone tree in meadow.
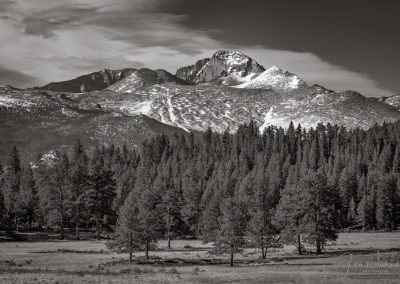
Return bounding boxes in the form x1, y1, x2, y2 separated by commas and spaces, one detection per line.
246, 170, 280, 259
107, 191, 140, 263
247, 207, 279, 259
109, 166, 164, 262
301, 170, 338, 254
213, 197, 247, 266
273, 183, 306, 255
136, 181, 165, 259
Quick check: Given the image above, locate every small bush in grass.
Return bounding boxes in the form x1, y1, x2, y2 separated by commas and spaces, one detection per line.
141, 267, 155, 274
6, 260, 17, 266
55, 268, 66, 274
169, 267, 179, 274
193, 267, 201, 274
118, 268, 132, 274
184, 244, 192, 249
157, 266, 166, 273
131, 267, 143, 274
130, 267, 155, 274
76, 270, 86, 277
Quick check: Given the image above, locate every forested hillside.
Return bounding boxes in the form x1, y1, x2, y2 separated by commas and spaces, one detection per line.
1, 120, 399, 261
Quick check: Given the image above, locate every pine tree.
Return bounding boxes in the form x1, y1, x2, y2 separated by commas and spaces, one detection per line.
347, 197, 357, 226
247, 207, 278, 259
137, 185, 165, 259
69, 140, 90, 239
156, 161, 182, 248
181, 160, 203, 237
3, 146, 22, 229
213, 197, 246, 266
358, 169, 379, 230
395, 177, 400, 227
17, 166, 39, 228
46, 154, 71, 239
107, 191, 140, 263
376, 173, 397, 230
301, 170, 337, 254
338, 162, 358, 228
88, 154, 116, 238
273, 183, 306, 255
246, 162, 279, 259
0, 161, 4, 228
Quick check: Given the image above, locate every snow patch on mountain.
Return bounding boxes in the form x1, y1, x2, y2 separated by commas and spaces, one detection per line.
382, 94, 400, 110
260, 107, 275, 132
109, 73, 143, 93
0, 96, 35, 108
166, 95, 189, 132
119, 101, 152, 116
235, 66, 308, 90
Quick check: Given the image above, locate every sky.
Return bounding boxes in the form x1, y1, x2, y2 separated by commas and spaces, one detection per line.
0, 0, 398, 97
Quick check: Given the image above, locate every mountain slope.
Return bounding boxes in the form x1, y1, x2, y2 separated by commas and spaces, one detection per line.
0, 86, 184, 162
40, 68, 135, 93
2, 50, 400, 161
71, 83, 400, 133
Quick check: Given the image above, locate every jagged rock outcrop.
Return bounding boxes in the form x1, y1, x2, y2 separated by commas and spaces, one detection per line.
176, 50, 264, 85
175, 58, 210, 84
40, 68, 135, 93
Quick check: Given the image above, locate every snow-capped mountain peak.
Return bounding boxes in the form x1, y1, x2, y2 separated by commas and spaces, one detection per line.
235, 65, 308, 90
176, 50, 265, 85
212, 50, 253, 68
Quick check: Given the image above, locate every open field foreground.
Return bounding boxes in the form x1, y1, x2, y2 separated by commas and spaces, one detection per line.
0, 232, 400, 283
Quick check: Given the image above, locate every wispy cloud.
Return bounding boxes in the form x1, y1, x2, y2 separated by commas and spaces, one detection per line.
0, 0, 394, 97
0, 0, 14, 12
240, 48, 394, 97
22, 4, 101, 38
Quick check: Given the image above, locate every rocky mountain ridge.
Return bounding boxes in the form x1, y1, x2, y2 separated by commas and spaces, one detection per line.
40, 68, 135, 93
1, 50, 399, 161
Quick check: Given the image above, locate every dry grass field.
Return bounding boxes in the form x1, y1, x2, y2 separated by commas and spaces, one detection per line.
0, 232, 399, 283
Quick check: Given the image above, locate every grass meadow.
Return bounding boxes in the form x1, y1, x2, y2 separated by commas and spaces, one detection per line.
0, 232, 399, 283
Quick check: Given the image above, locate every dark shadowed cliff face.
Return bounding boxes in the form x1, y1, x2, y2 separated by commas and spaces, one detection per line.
175, 58, 210, 84
40, 68, 136, 93
176, 50, 265, 85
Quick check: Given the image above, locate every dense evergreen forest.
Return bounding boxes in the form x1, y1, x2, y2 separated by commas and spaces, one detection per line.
1, 121, 399, 264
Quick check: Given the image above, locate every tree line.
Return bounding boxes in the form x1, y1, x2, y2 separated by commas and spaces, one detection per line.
0, 121, 399, 265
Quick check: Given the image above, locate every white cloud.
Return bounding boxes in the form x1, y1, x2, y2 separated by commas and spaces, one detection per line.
0, 0, 394, 97
239, 48, 394, 97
